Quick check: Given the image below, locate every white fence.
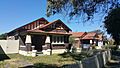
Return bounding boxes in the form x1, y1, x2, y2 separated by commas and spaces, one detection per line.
0, 40, 19, 54
64, 50, 111, 68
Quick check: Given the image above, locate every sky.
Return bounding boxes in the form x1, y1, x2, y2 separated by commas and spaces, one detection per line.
0, 0, 104, 34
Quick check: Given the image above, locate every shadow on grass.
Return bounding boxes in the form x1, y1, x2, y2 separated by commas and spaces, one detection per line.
106, 62, 120, 67
111, 50, 120, 56
34, 63, 59, 68
58, 52, 86, 61
21, 63, 80, 68
111, 50, 120, 60
0, 45, 10, 61
21, 63, 59, 68
59, 49, 103, 61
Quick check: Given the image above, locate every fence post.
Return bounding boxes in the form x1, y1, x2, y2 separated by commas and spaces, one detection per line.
108, 50, 111, 61
79, 61, 83, 68
102, 52, 106, 66
95, 55, 100, 68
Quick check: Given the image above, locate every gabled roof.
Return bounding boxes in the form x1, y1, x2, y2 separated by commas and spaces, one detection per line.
39, 19, 72, 31
20, 17, 49, 29
82, 32, 97, 39
71, 32, 86, 38
8, 17, 48, 34
8, 18, 72, 35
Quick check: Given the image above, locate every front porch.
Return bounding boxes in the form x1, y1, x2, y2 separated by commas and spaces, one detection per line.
32, 35, 46, 52
19, 33, 70, 56
81, 39, 99, 49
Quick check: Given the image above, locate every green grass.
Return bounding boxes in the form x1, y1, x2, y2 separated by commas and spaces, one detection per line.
0, 50, 103, 68
0, 61, 6, 68
0, 54, 75, 68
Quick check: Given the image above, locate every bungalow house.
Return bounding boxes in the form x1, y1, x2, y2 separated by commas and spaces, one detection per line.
71, 32, 103, 51
7, 18, 72, 56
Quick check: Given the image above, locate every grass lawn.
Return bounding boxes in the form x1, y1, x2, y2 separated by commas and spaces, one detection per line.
0, 53, 76, 68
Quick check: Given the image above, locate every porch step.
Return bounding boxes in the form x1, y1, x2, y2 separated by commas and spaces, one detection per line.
36, 52, 44, 56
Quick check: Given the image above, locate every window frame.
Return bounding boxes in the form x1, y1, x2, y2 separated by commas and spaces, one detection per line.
52, 35, 64, 45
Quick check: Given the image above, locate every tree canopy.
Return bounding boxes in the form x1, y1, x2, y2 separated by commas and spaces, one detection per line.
0, 33, 7, 40
104, 7, 120, 45
46, 0, 120, 45
47, 0, 120, 20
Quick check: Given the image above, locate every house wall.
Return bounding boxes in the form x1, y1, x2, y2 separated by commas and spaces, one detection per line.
0, 40, 19, 54
52, 44, 66, 49
52, 49, 66, 54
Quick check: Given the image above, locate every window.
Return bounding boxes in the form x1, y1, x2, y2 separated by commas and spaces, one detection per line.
53, 36, 57, 43
57, 36, 59, 43
60, 36, 62, 43
52, 35, 64, 44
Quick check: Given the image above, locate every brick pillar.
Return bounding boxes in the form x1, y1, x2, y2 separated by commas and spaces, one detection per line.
44, 36, 51, 55
45, 36, 51, 50
25, 35, 32, 51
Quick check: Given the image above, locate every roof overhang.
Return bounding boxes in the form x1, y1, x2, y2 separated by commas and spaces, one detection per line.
27, 30, 72, 35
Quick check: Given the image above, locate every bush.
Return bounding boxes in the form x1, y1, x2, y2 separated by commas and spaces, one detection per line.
71, 46, 77, 53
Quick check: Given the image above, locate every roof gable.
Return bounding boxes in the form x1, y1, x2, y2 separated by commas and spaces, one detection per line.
8, 18, 72, 35
39, 19, 72, 31
8, 18, 49, 34
20, 17, 49, 30
82, 32, 97, 39
71, 32, 86, 38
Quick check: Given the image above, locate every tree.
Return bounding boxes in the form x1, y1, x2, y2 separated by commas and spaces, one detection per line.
0, 33, 7, 40
69, 36, 75, 44
47, 0, 120, 20
104, 7, 120, 47
88, 29, 104, 34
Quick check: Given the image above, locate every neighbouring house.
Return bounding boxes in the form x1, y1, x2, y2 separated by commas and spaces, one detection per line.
71, 32, 87, 52
7, 18, 72, 56
71, 31, 104, 51
81, 32, 101, 49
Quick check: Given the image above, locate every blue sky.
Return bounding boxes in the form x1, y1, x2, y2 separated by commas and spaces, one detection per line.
0, 0, 103, 34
